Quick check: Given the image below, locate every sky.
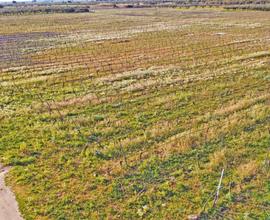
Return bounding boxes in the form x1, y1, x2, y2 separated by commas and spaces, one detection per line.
1, 0, 32, 2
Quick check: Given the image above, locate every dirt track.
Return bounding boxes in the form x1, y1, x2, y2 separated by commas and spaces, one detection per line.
0, 165, 23, 220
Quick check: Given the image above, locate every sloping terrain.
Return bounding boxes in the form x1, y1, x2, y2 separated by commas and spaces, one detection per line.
0, 8, 269, 219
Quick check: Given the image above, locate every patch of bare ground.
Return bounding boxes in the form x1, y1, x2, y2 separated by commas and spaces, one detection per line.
0, 165, 23, 220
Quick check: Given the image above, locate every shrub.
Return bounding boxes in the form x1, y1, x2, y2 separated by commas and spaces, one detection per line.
63, 8, 76, 13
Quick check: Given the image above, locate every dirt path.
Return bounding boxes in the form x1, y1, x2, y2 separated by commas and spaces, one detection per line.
0, 165, 23, 220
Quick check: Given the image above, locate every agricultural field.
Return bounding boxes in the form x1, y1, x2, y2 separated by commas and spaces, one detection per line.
0, 7, 269, 219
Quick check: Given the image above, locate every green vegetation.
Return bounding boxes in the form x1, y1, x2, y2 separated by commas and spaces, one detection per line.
0, 8, 269, 219
0, 5, 93, 15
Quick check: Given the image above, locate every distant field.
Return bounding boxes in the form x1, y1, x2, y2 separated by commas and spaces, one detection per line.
0, 8, 269, 219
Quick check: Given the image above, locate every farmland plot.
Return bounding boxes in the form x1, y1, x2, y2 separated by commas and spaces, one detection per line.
0, 8, 270, 219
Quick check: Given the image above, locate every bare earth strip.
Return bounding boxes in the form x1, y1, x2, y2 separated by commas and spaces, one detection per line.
0, 165, 23, 220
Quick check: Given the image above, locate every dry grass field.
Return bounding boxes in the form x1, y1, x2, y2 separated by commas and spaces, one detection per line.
0, 7, 270, 219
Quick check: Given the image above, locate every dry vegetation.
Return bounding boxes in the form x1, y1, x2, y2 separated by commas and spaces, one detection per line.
0, 7, 269, 219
